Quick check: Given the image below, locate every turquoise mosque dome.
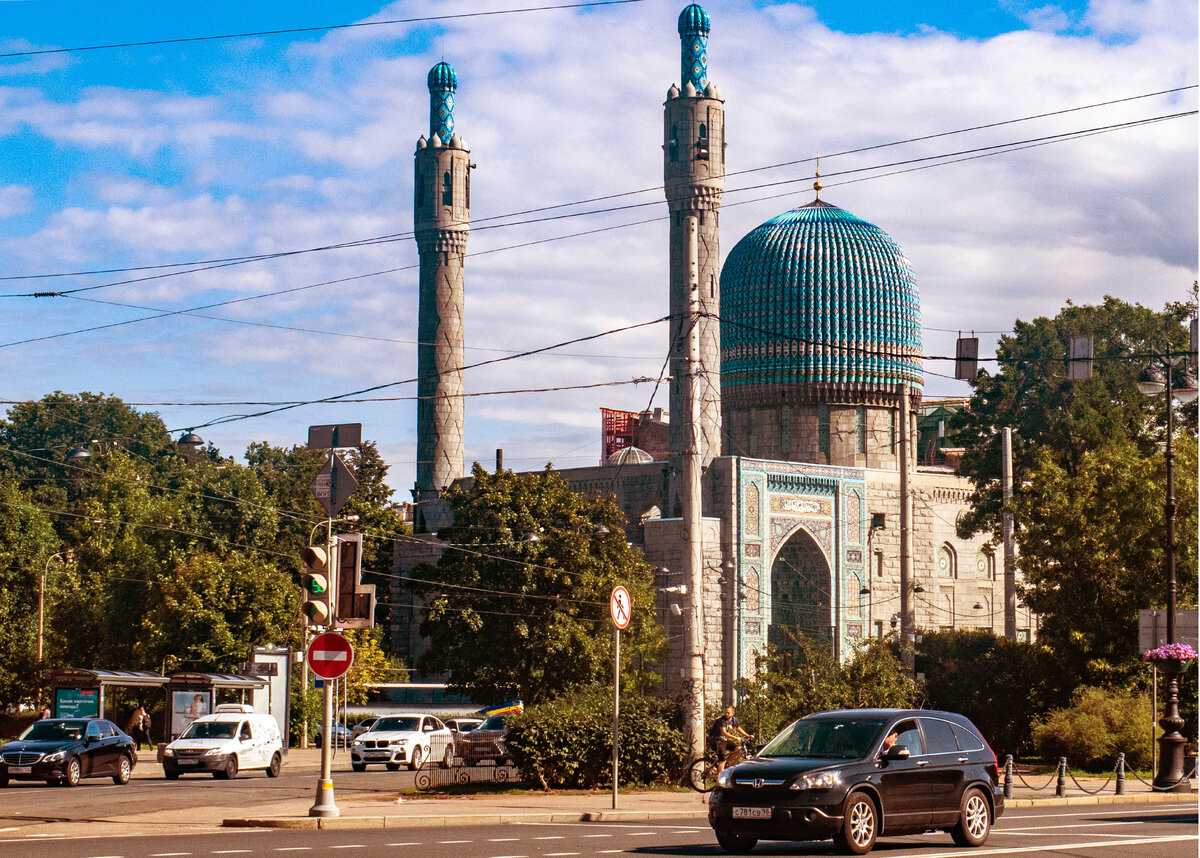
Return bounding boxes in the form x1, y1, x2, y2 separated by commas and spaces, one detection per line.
678, 4, 710, 34
720, 199, 923, 408
427, 61, 458, 91
427, 61, 458, 143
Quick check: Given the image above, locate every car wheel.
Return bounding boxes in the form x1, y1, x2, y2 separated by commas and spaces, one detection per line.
216, 755, 238, 780
716, 830, 758, 853
112, 755, 132, 785
951, 787, 992, 847
409, 745, 424, 771
352, 763, 367, 772
385, 762, 401, 772
164, 769, 181, 780
62, 757, 82, 788
441, 744, 455, 769
266, 753, 282, 778
835, 791, 877, 855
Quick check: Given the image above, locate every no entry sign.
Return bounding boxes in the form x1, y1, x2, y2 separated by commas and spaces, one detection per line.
307, 632, 354, 680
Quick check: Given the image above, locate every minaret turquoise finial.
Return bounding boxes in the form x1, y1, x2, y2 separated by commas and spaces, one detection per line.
678, 4, 711, 92
427, 61, 458, 142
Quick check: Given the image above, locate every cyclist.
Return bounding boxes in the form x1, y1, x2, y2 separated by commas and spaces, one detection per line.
712, 705, 754, 773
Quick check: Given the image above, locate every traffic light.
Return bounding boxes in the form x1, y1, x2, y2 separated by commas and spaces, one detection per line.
333, 533, 376, 630
301, 543, 336, 627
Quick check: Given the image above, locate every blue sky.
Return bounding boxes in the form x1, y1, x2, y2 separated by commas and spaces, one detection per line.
1, 0, 1196, 497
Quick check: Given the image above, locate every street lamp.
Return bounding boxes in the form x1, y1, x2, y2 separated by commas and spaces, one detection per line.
38, 551, 72, 663
1137, 350, 1198, 792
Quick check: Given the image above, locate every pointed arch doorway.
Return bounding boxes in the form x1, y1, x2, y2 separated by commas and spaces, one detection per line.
769, 528, 834, 652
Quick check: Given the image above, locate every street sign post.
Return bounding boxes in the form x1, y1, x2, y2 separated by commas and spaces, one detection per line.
307, 631, 353, 819
609, 585, 631, 810
308, 632, 354, 680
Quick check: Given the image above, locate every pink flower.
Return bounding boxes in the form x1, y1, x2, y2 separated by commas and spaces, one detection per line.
1143, 643, 1199, 663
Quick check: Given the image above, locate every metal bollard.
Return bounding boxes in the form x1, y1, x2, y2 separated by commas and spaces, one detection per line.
1115, 752, 1125, 796
1056, 757, 1067, 797
1004, 754, 1013, 799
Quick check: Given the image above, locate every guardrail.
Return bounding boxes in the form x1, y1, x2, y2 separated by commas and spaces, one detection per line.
1003, 753, 1198, 797
414, 757, 525, 790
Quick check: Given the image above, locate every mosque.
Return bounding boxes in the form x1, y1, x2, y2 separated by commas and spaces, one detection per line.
391, 5, 1035, 701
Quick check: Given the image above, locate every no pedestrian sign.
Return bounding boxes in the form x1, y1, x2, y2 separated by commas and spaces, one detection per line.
610, 585, 631, 630
307, 631, 354, 680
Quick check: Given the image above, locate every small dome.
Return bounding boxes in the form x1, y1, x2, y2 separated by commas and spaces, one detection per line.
667, 84, 680, 99
678, 4, 711, 34
427, 61, 458, 91
606, 446, 655, 466
721, 199, 923, 406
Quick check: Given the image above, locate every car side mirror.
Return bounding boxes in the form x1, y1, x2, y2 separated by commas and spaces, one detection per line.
84, 734, 98, 745
883, 744, 910, 760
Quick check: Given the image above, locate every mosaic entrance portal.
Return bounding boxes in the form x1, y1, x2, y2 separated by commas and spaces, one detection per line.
737, 458, 866, 676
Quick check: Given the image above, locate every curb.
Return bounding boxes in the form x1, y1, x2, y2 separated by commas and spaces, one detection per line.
222, 791, 1191, 829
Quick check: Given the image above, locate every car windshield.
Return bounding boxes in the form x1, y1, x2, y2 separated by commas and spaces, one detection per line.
374, 717, 420, 732
760, 717, 887, 759
180, 721, 237, 740
19, 720, 86, 742
477, 715, 507, 731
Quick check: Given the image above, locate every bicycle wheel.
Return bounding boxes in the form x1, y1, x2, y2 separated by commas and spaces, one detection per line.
687, 758, 717, 792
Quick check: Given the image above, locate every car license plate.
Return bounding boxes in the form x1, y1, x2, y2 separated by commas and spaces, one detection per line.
9, 766, 31, 774
732, 806, 771, 820
178, 759, 197, 765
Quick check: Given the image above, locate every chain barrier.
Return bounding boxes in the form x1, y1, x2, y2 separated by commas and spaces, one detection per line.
1125, 758, 1199, 792
1013, 766, 1059, 791
1068, 761, 1117, 795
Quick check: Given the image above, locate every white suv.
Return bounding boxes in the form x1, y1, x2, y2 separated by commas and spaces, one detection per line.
162, 704, 282, 780
351, 713, 453, 771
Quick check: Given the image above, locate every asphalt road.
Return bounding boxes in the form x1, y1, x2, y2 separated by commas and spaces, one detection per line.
0, 801, 1194, 857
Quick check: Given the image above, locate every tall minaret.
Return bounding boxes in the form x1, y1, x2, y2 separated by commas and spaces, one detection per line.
413, 61, 470, 533
665, 4, 724, 487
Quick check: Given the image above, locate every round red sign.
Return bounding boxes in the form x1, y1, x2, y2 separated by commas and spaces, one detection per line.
610, 585, 632, 630
307, 631, 354, 680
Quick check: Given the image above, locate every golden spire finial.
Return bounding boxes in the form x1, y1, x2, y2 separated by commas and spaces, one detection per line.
813, 153, 823, 199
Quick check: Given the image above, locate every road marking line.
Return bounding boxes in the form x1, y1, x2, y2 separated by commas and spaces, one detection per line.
488, 838, 520, 842
581, 834, 612, 838
1001, 821, 1142, 832
385, 844, 422, 847
438, 841, 471, 845
544, 853, 580, 856
998, 832, 1146, 839
274, 849, 313, 852
212, 851, 252, 855
533, 836, 565, 840
882, 834, 1196, 856
151, 853, 193, 856
628, 832, 656, 836
328, 846, 366, 850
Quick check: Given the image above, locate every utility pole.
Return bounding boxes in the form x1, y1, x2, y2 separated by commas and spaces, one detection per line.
681, 217, 706, 762
899, 385, 915, 672
1002, 427, 1016, 639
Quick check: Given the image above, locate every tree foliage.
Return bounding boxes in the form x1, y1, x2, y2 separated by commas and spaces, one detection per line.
950, 296, 1198, 685
735, 632, 917, 741
412, 464, 665, 706
0, 392, 401, 710
1030, 685, 1154, 769
916, 629, 1069, 756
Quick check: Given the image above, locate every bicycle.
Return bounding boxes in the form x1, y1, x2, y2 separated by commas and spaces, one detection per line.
687, 739, 750, 792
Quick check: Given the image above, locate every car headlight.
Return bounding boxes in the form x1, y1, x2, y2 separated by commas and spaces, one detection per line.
163, 748, 175, 757
43, 750, 65, 763
791, 770, 841, 791
717, 768, 734, 788
390, 738, 409, 746
204, 748, 225, 756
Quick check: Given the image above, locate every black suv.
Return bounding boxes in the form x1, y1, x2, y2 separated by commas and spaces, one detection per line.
707, 709, 1002, 854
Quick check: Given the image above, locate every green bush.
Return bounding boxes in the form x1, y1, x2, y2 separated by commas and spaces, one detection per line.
1030, 685, 1153, 770
504, 686, 685, 789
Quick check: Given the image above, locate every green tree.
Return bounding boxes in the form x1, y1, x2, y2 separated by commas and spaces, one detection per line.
736, 633, 917, 741
0, 478, 60, 705
915, 629, 1068, 756
1030, 685, 1154, 769
1013, 439, 1197, 681
412, 464, 665, 705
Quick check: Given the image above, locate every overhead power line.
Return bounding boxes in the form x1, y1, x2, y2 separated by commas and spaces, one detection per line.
1, 85, 1192, 287
0, 1, 643, 58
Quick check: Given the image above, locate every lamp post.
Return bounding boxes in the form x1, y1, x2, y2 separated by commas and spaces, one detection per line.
1137, 351, 1198, 792
38, 552, 71, 663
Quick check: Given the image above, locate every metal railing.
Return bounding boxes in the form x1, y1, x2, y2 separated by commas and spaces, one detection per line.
414, 756, 525, 790
1003, 753, 1198, 797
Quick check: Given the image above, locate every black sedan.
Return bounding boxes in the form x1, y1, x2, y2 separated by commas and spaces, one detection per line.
707, 709, 1003, 854
0, 718, 138, 787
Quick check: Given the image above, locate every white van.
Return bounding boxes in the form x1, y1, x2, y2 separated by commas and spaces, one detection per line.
162, 704, 282, 780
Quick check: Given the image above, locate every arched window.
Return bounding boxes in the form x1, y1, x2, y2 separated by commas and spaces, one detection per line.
416, 172, 426, 211
441, 171, 452, 206
696, 122, 709, 160
855, 406, 867, 454
818, 405, 830, 454
669, 125, 679, 162
937, 543, 957, 579
976, 548, 995, 580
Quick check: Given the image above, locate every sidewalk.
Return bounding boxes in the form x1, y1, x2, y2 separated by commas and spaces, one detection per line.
215, 749, 1196, 830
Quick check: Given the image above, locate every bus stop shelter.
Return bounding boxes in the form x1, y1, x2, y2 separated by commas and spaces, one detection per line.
165, 672, 267, 740
49, 668, 167, 720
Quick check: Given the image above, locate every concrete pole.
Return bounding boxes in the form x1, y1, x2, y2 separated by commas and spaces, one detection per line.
681, 216, 706, 762
1002, 427, 1017, 639
899, 385, 914, 672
